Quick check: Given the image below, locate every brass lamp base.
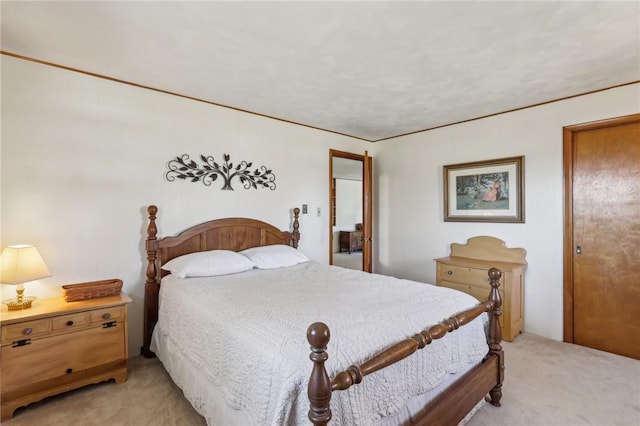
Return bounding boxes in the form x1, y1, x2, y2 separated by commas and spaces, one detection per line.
4, 284, 37, 310
3, 296, 37, 310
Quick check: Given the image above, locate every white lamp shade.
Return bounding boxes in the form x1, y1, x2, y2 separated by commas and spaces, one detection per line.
0, 245, 52, 285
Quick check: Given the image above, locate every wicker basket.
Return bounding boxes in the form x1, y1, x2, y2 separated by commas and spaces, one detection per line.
62, 279, 123, 302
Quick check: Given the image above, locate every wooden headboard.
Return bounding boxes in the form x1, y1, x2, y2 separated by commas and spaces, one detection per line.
142, 205, 301, 356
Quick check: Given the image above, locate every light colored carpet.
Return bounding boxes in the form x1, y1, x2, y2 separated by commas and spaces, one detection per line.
466, 333, 640, 426
332, 251, 362, 270
3, 333, 639, 425
2, 355, 206, 426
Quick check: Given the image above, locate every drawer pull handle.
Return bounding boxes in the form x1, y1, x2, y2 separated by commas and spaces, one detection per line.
23, 327, 33, 335
102, 313, 111, 320
103, 321, 117, 329
447, 270, 453, 275
66, 320, 74, 326
12, 339, 31, 347
66, 368, 73, 374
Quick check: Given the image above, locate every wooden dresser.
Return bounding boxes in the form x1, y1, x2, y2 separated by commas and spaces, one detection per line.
435, 236, 526, 341
0, 293, 131, 420
339, 230, 363, 253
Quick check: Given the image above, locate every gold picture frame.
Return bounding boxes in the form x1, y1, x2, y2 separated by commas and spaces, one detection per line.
444, 156, 525, 223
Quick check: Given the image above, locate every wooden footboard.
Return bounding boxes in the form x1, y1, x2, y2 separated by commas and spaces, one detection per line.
307, 268, 504, 425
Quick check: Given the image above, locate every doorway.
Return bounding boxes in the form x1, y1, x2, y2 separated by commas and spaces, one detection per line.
563, 113, 640, 359
329, 150, 372, 272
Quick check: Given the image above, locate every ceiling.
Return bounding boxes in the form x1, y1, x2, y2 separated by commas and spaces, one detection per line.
333, 157, 363, 181
2, 1, 639, 142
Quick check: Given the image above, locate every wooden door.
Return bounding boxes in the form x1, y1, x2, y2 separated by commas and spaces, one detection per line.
362, 151, 373, 272
329, 149, 373, 272
563, 113, 640, 359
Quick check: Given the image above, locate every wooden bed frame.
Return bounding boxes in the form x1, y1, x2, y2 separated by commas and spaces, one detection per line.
142, 205, 503, 425
142, 205, 301, 357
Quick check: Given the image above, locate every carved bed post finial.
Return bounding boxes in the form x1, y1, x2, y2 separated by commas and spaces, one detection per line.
143, 205, 159, 358
292, 207, 301, 248
307, 322, 332, 426
487, 267, 504, 406
487, 268, 503, 349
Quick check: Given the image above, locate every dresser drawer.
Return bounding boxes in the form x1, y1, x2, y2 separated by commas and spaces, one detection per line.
1, 311, 92, 345
1, 319, 51, 343
439, 281, 505, 327
51, 312, 90, 331
1, 322, 126, 392
90, 305, 124, 324
439, 280, 503, 302
2, 306, 126, 344
439, 264, 496, 287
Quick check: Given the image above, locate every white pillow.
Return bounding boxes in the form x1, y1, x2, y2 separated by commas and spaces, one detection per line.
161, 250, 255, 278
240, 244, 309, 269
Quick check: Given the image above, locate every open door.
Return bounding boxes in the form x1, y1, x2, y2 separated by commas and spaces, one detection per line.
362, 151, 373, 272
329, 149, 373, 272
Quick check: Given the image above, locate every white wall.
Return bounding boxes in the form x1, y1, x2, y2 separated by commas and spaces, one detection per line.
3, 55, 638, 351
335, 179, 363, 229
0, 56, 369, 353
370, 84, 640, 340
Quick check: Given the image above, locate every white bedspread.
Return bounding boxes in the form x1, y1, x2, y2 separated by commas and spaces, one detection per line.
153, 261, 489, 425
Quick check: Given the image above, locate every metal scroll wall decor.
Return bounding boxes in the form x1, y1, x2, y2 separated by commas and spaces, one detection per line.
166, 154, 276, 191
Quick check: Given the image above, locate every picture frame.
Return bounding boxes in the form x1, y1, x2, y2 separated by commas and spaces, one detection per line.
443, 156, 525, 223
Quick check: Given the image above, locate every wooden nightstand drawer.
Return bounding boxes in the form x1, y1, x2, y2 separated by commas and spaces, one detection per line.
51, 312, 90, 331
2, 311, 92, 345
2, 319, 51, 343
439, 280, 503, 302
439, 264, 491, 287
90, 305, 124, 324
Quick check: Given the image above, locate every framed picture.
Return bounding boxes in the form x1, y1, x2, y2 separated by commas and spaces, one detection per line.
443, 156, 525, 223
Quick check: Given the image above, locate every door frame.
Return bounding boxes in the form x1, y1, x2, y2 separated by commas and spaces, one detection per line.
562, 113, 640, 343
329, 149, 372, 271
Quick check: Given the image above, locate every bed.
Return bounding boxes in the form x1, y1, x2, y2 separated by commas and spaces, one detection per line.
142, 205, 504, 425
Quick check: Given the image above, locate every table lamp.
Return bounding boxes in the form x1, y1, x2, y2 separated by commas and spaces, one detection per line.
1, 245, 51, 310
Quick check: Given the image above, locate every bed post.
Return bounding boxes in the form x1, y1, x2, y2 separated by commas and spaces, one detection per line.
307, 322, 332, 426
487, 267, 504, 406
142, 205, 159, 358
292, 207, 300, 248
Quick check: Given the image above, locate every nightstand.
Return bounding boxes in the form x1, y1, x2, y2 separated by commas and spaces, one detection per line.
0, 293, 132, 420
